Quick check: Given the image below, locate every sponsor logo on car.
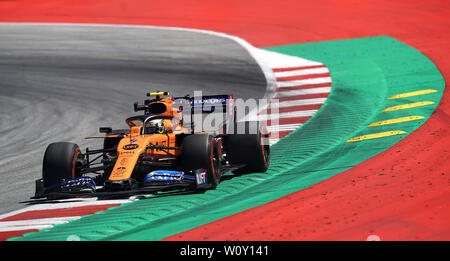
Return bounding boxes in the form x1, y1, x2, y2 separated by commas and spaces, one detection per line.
123, 144, 139, 150
145, 170, 184, 182
195, 168, 208, 185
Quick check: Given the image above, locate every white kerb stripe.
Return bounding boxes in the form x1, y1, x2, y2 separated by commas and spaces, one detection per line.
257, 110, 318, 121
267, 98, 327, 109
274, 67, 329, 78
274, 87, 331, 98
277, 77, 332, 88
0, 216, 81, 232
251, 48, 323, 68
0, 224, 53, 232
0, 198, 131, 220
267, 123, 303, 132
269, 139, 280, 145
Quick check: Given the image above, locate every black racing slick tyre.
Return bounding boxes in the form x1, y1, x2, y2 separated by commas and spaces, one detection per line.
42, 142, 83, 188
226, 121, 270, 173
181, 134, 222, 188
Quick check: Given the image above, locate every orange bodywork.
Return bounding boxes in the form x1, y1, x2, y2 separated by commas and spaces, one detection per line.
108, 133, 177, 181
100, 97, 189, 181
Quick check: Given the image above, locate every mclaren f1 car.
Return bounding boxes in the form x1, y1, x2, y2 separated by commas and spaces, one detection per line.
33, 92, 270, 199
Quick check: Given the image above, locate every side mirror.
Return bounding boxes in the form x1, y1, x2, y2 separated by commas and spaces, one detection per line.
134, 101, 147, 112
99, 127, 112, 133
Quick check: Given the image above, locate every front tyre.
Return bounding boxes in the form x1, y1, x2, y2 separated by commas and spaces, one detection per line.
42, 142, 83, 188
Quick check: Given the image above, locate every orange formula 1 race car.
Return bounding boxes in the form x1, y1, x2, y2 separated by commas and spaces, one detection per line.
33, 92, 270, 199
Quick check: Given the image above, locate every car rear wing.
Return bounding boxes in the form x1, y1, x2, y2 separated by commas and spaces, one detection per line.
173, 94, 234, 114
133, 93, 236, 133
173, 94, 236, 133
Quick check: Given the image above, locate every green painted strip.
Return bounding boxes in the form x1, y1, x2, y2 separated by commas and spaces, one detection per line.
13, 36, 445, 241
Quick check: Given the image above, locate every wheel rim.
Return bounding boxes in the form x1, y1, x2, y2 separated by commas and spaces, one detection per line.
210, 138, 222, 185
260, 128, 270, 168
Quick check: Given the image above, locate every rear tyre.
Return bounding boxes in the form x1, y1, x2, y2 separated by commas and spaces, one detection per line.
181, 134, 222, 188
226, 121, 270, 173
42, 142, 83, 188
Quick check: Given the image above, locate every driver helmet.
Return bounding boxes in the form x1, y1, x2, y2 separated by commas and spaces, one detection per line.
145, 119, 166, 134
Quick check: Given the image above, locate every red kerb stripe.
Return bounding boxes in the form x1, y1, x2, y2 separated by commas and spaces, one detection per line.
0, 229, 38, 241
276, 92, 329, 102
269, 131, 293, 139
276, 82, 332, 91
259, 104, 323, 114
272, 64, 326, 72
264, 117, 311, 126
0, 204, 120, 222
276, 72, 330, 82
